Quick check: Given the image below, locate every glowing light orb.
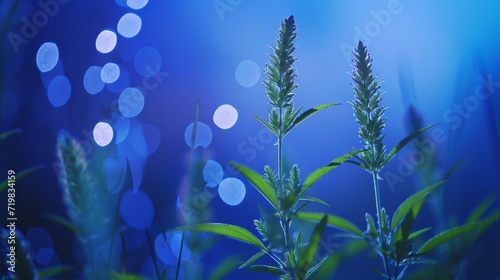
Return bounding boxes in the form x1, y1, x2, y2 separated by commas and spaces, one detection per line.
96, 30, 117, 54
134, 46, 161, 77
36, 42, 59, 73
101, 63, 120, 83
26, 227, 55, 265
118, 13, 142, 38
184, 122, 212, 149
218, 177, 246, 206
127, 0, 149, 10
213, 104, 238, 129
119, 190, 154, 230
47, 75, 71, 107
203, 160, 223, 188
235, 60, 260, 88
154, 233, 177, 265
93, 122, 114, 147
118, 87, 145, 117
83, 66, 105, 95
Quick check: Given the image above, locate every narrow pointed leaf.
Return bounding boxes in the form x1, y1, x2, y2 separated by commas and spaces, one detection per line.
37, 266, 72, 278
297, 215, 328, 278
174, 223, 266, 250
0, 165, 45, 193
417, 216, 500, 255
0, 128, 21, 140
383, 124, 437, 166
291, 103, 340, 131
391, 181, 444, 230
305, 255, 330, 279
299, 196, 329, 207
301, 151, 360, 195
210, 255, 242, 280
297, 212, 363, 237
467, 195, 496, 223
230, 162, 279, 210
408, 227, 432, 240
252, 114, 278, 136
239, 250, 266, 269
248, 265, 287, 276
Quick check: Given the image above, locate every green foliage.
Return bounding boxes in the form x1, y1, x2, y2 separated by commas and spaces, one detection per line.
169, 18, 499, 280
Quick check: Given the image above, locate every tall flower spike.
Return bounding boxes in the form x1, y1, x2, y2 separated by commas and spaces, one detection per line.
264, 15, 298, 108
350, 41, 387, 173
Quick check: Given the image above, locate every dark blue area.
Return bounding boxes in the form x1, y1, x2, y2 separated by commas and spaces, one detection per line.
1, 0, 500, 279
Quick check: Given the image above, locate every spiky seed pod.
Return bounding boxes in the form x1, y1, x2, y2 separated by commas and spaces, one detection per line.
264, 15, 298, 109
349, 41, 387, 173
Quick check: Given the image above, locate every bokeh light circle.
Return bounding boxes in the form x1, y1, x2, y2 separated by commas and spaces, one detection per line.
36, 42, 59, 73
47, 75, 71, 107
218, 177, 246, 206
184, 122, 212, 149
131, 123, 161, 156
235, 60, 260, 88
127, 0, 149, 10
96, 30, 117, 54
213, 104, 238, 129
83, 66, 105, 95
134, 46, 161, 77
119, 190, 154, 230
203, 160, 224, 188
118, 87, 145, 117
93, 122, 114, 147
101, 63, 120, 83
117, 13, 142, 38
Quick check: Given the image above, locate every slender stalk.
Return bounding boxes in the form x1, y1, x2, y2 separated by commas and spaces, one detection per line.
372, 171, 391, 280
175, 231, 186, 280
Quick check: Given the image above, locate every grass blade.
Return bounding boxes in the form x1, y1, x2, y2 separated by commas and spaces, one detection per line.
301, 151, 360, 195
0, 128, 21, 140
297, 215, 328, 279
417, 216, 500, 255
297, 212, 363, 237
230, 162, 279, 210
292, 103, 340, 130
382, 124, 437, 166
239, 250, 266, 269
174, 223, 266, 250
391, 181, 444, 230
0, 165, 44, 193
248, 265, 287, 276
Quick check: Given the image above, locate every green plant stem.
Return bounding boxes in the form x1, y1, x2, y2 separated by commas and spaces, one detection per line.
175, 231, 186, 280
146, 229, 162, 280
372, 172, 391, 280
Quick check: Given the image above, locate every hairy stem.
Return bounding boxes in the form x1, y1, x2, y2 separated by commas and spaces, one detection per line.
373, 171, 391, 279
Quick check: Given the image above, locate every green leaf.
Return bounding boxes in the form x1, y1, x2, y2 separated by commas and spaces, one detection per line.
0, 165, 45, 193
42, 214, 77, 233
291, 103, 340, 132
252, 114, 278, 136
174, 223, 266, 250
239, 250, 266, 269
365, 213, 378, 239
382, 124, 437, 166
109, 272, 145, 280
467, 195, 496, 223
297, 215, 328, 279
305, 255, 329, 279
391, 181, 444, 230
210, 255, 242, 280
301, 151, 360, 195
299, 196, 329, 207
297, 212, 363, 237
0, 128, 21, 140
37, 266, 72, 278
230, 162, 279, 210
408, 227, 432, 240
417, 216, 500, 255
248, 265, 287, 276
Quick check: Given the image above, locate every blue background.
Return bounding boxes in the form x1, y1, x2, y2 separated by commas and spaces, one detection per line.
1, 0, 500, 279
